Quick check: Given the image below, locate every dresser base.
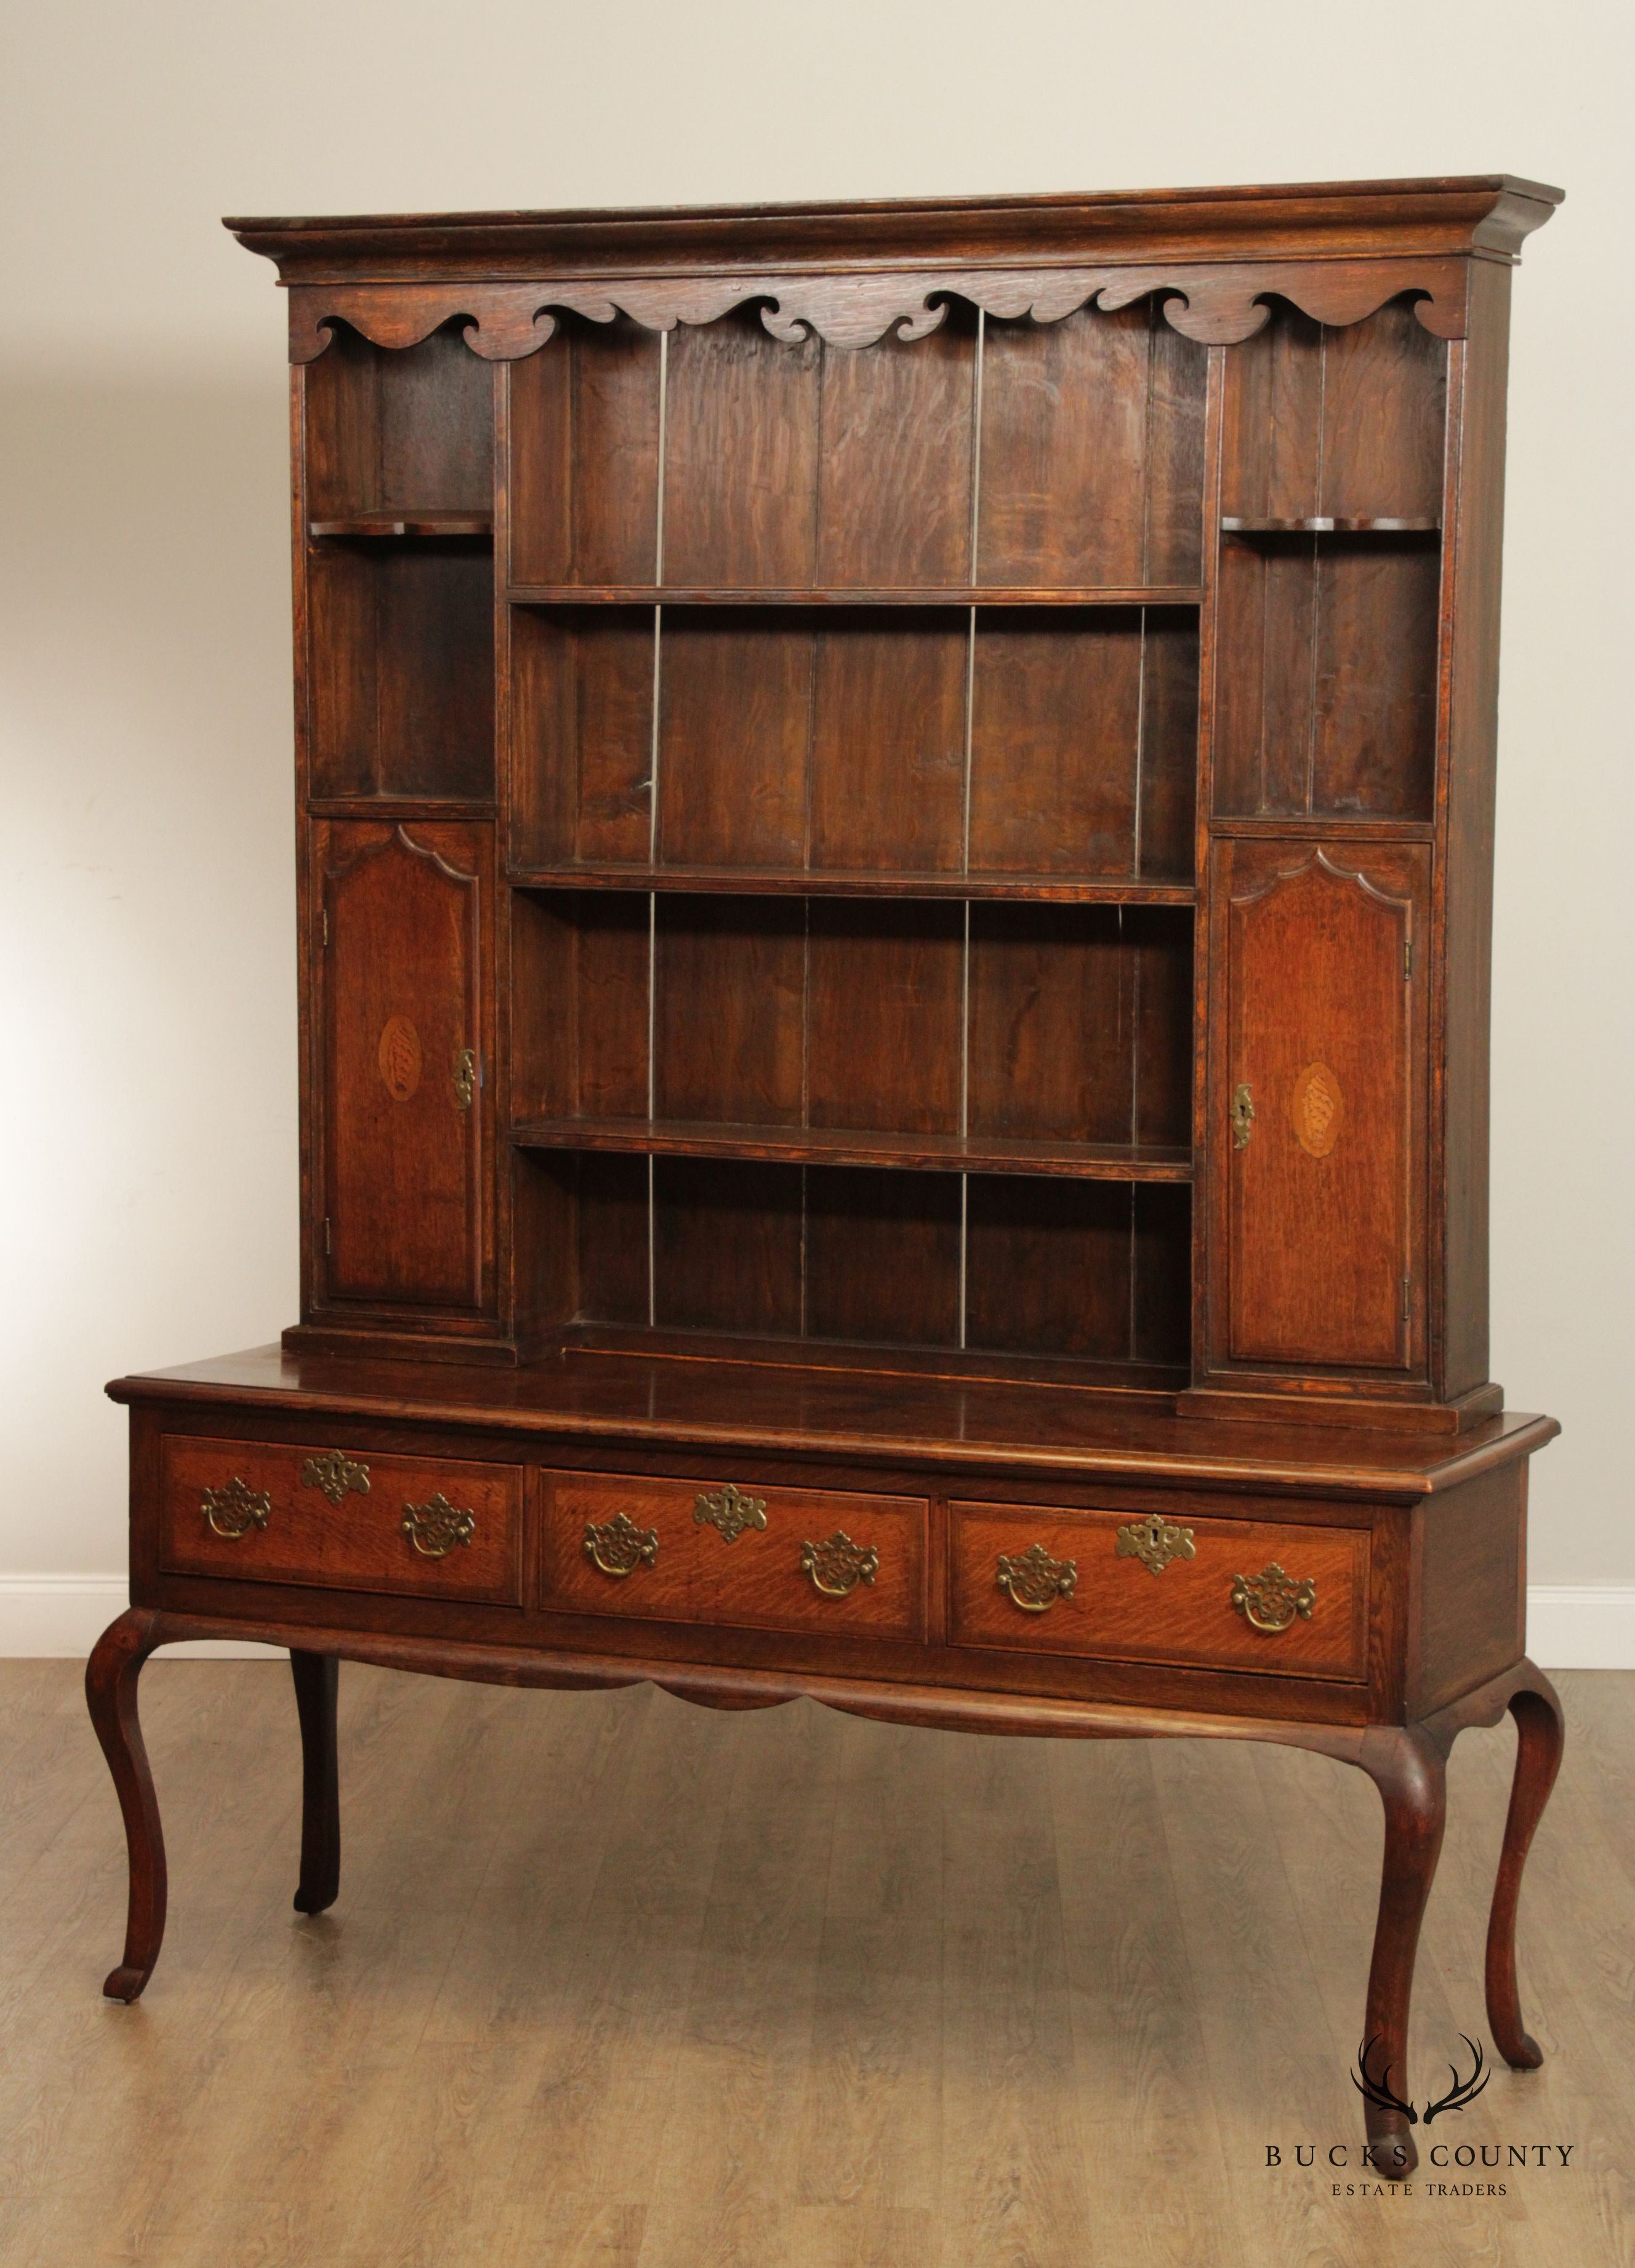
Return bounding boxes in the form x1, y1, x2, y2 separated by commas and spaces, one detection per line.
86, 1605, 1561, 2177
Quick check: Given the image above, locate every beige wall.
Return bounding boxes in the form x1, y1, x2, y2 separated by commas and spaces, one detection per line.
2, 1, 1629, 1638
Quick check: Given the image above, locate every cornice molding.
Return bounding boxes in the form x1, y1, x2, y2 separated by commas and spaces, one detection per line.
228, 175, 1562, 288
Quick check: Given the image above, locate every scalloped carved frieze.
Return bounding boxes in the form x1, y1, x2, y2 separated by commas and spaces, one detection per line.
288, 256, 1469, 363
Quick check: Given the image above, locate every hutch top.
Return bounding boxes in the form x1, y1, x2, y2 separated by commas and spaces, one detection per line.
220, 173, 1562, 1433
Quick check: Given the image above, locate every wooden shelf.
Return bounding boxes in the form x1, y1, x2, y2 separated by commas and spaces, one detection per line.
1221, 517, 1439, 535
510, 1115, 1193, 1183
508, 863, 1195, 905
310, 795, 498, 819
310, 511, 493, 538
507, 583, 1202, 609
1209, 815, 1434, 841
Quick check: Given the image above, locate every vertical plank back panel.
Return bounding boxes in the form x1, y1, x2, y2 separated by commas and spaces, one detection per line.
816, 316, 976, 585
662, 313, 821, 585
509, 316, 661, 585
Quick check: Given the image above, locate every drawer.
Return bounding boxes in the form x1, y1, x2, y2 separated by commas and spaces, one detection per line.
950, 1502, 1369, 1681
543, 1472, 927, 1642
160, 1435, 523, 1605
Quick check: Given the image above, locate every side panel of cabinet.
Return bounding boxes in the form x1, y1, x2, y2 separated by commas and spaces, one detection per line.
1208, 840, 1429, 1376
311, 821, 495, 1317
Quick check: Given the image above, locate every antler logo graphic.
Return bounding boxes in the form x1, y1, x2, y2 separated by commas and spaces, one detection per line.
1351, 2034, 1490, 2126
1352, 2037, 1418, 2126
1424, 2036, 1489, 2123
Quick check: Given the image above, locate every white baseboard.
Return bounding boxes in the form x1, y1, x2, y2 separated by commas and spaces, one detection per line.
2, 1576, 1633, 1670
1522, 1585, 1635, 1671
0, 1579, 281, 1659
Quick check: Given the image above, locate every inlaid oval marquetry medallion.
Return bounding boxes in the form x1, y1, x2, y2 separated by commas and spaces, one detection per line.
1291, 1060, 1342, 1157
377, 1015, 422, 1102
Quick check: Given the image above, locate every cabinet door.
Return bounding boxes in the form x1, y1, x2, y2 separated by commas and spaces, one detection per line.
1218, 841, 1428, 1371
314, 822, 492, 1313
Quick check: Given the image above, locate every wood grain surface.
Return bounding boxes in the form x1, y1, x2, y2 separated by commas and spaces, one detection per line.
9, 1657, 1621, 2267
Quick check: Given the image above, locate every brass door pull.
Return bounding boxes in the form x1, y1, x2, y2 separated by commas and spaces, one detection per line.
584, 1510, 659, 1577
801, 1531, 877, 1597
401, 1493, 476, 1558
1231, 1562, 1317, 1633
1231, 1082, 1256, 1149
301, 1449, 370, 1505
1115, 1513, 1195, 1576
995, 1542, 1077, 1612
694, 1484, 767, 1542
201, 1478, 271, 1539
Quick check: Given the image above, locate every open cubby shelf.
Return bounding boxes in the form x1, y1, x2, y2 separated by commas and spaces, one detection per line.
532, 1151, 1192, 1368
510, 1115, 1191, 1182
1211, 531, 1440, 822
510, 603, 1199, 881
512, 890, 1194, 1155
306, 539, 495, 801
509, 298, 1208, 594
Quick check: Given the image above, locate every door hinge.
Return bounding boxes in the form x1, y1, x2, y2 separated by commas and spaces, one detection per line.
321, 907, 329, 948
323, 1216, 332, 1255
1404, 934, 1412, 979
1402, 1275, 1411, 1323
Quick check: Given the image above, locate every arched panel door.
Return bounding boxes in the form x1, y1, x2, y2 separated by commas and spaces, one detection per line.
313, 822, 492, 1315
1218, 843, 1429, 1373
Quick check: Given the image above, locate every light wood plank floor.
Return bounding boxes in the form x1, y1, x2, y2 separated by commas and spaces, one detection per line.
1, 1661, 1629, 2267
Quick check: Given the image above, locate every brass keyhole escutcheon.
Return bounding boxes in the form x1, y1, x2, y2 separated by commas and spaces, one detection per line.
1231, 1562, 1317, 1634
300, 1449, 370, 1505
995, 1542, 1078, 1613
1114, 1513, 1194, 1577
583, 1511, 659, 1577
401, 1493, 476, 1558
201, 1477, 271, 1540
1231, 1083, 1256, 1150
452, 1048, 476, 1110
694, 1484, 768, 1542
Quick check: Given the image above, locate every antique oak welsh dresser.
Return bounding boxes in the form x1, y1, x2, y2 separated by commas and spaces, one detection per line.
95, 176, 1564, 2171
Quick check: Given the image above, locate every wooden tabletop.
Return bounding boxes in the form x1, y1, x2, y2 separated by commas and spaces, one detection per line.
108, 1343, 1558, 1501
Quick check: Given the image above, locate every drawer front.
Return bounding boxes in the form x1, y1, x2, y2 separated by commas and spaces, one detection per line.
161, 1435, 523, 1605
544, 1472, 927, 1642
950, 1502, 1369, 1680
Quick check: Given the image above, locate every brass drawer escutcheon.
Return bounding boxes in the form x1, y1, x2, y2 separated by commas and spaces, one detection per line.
201, 1477, 271, 1540
1231, 1561, 1317, 1634
801, 1530, 878, 1598
401, 1493, 476, 1558
300, 1449, 371, 1505
1114, 1513, 1195, 1577
995, 1542, 1078, 1613
584, 1510, 660, 1578
694, 1483, 768, 1543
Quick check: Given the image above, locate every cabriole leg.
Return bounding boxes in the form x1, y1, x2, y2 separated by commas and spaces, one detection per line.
84, 1609, 167, 2002
1354, 1723, 1448, 2176
289, 1650, 341, 1915
1485, 1665, 1564, 2067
